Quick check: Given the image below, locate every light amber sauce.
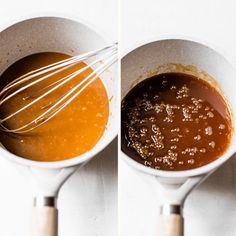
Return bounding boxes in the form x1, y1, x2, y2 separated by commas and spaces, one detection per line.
0, 52, 109, 162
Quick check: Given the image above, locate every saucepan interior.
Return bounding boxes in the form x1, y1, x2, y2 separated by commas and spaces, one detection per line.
121, 38, 236, 182
0, 16, 117, 168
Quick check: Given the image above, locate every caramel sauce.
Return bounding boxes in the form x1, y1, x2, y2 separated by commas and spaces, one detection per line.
121, 73, 232, 171
0, 52, 109, 162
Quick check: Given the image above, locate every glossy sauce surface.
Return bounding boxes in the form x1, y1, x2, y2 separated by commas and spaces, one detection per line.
0, 52, 109, 161
121, 73, 232, 171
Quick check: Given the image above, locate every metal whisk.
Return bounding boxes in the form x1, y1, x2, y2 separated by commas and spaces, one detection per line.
0, 43, 117, 134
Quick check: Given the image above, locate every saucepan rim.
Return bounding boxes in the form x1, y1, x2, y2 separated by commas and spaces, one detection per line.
0, 13, 117, 169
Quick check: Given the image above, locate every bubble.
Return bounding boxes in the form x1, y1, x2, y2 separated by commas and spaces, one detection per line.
162, 157, 173, 166
162, 80, 168, 86
200, 148, 206, 153
181, 147, 198, 156
166, 105, 173, 115
150, 134, 164, 150
199, 114, 207, 120
205, 126, 213, 136
191, 147, 198, 153
168, 149, 178, 157
171, 137, 179, 142
188, 159, 195, 164
219, 124, 225, 130
140, 127, 148, 137
153, 95, 159, 100
148, 151, 154, 157
163, 105, 175, 122
171, 127, 180, 133
154, 103, 165, 114
164, 116, 174, 123
207, 112, 214, 118
184, 128, 190, 133
177, 84, 189, 99
140, 118, 148, 124
209, 141, 215, 148
151, 124, 159, 133
143, 101, 153, 111
182, 107, 192, 120
144, 161, 152, 166
154, 157, 162, 162
194, 135, 201, 141
149, 116, 156, 122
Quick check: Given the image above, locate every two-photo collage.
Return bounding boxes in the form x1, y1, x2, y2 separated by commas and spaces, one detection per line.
0, 0, 236, 235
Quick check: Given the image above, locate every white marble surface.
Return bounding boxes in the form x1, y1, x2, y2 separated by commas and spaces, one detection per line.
120, 0, 236, 235
0, 0, 117, 236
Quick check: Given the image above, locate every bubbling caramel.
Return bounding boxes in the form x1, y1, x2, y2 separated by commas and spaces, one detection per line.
0, 52, 109, 162
121, 73, 232, 171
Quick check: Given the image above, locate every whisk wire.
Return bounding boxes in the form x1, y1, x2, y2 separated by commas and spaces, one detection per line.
23, 46, 117, 100
0, 43, 117, 133
17, 54, 117, 134
0, 44, 117, 105
0, 47, 116, 124
0, 43, 116, 97
1, 54, 116, 133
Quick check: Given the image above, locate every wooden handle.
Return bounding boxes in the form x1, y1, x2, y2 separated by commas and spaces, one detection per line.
157, 214, 184, 236
31, 206, 58, 236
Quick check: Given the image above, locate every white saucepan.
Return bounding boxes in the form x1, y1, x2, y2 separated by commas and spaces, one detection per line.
121, 38, 236, 236
0, 15, 117, 236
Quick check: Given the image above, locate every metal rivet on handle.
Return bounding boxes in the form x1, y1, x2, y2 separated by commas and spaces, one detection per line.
160, 204, 183, 215
34, 197, 57, 208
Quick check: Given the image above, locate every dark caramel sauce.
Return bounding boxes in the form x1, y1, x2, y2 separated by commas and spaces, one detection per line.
121, 73, 232, 171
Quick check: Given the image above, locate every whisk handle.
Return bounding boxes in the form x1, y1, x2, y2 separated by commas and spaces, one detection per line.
31, 197, 58, 236
157, 204, 184, 236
